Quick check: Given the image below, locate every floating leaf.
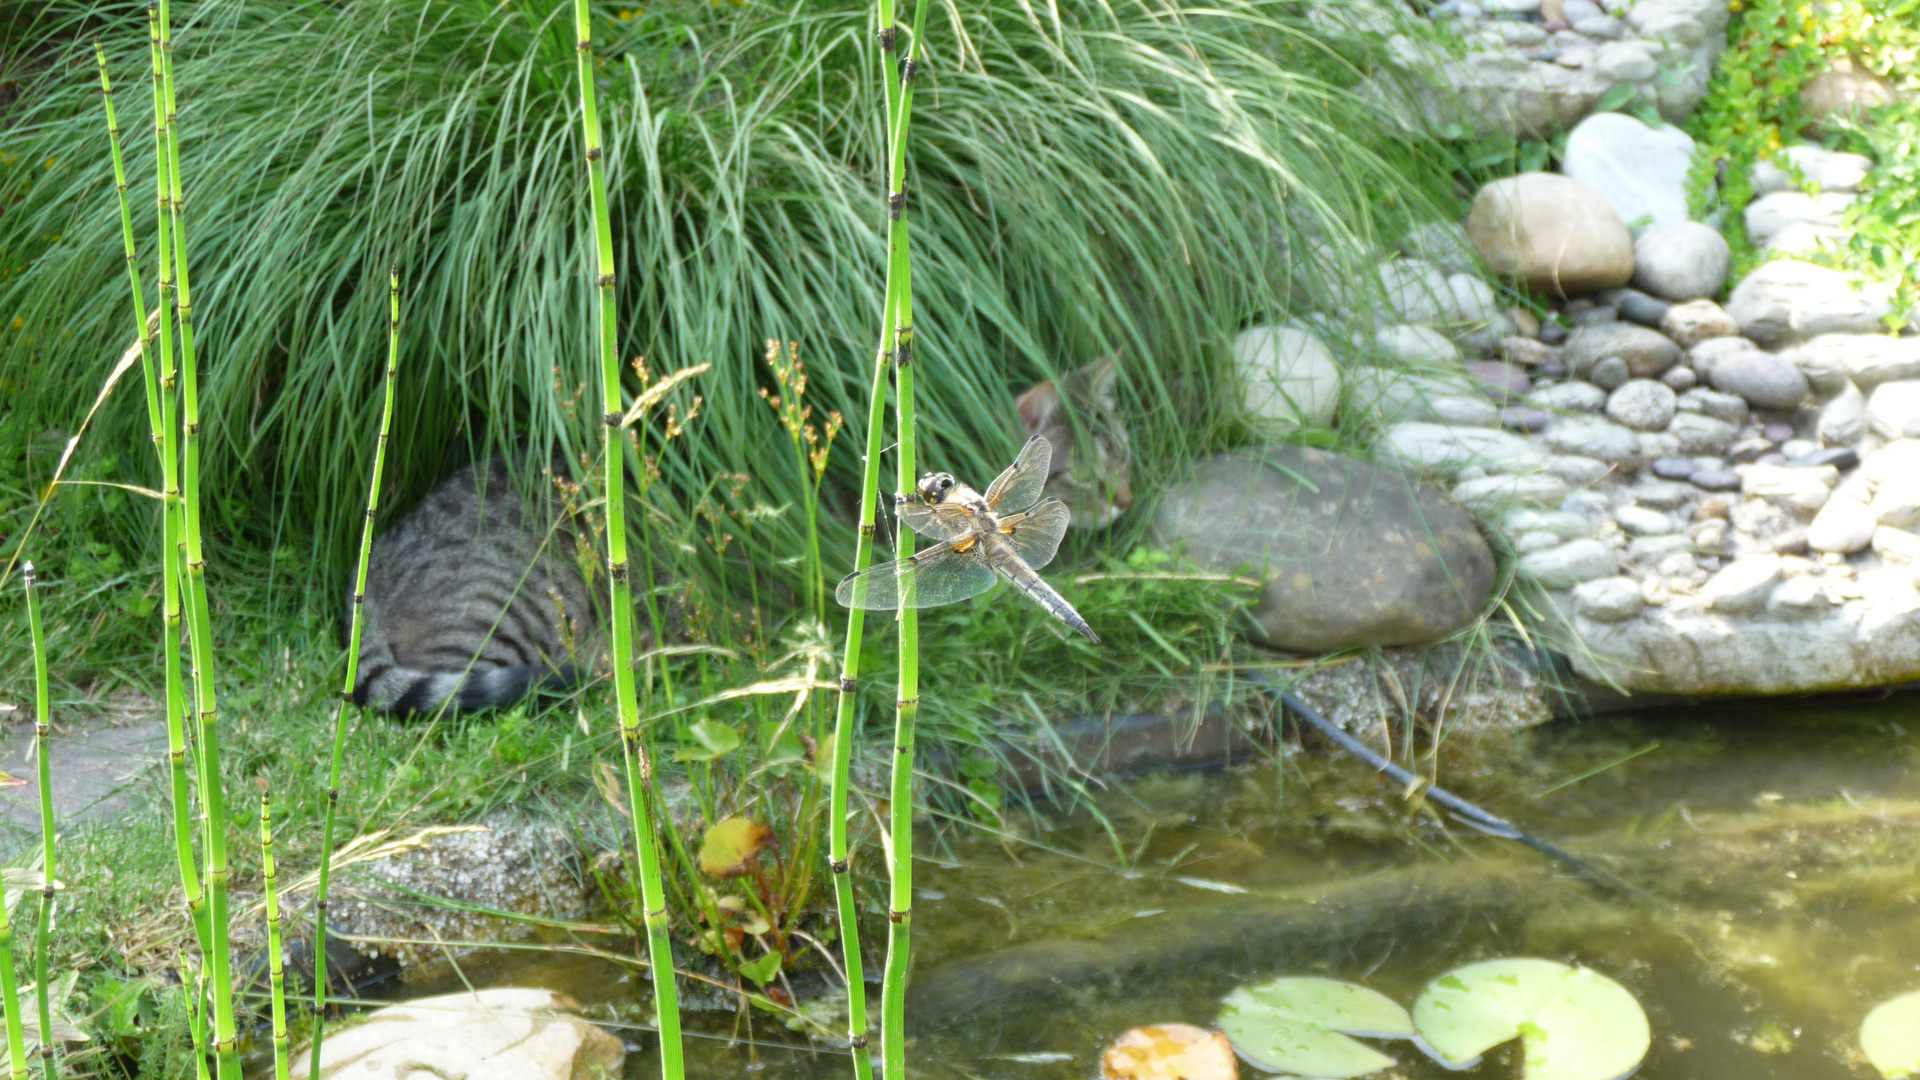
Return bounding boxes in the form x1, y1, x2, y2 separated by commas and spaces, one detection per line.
1863, 990, 1920, 1079
1102, 1024, 1238, 1080
1413, 959, 1649, 1080
738, 949, 781, 987
698, 816, 771, 878
677, 718, 742, 762
1219, 977, 1411, 1077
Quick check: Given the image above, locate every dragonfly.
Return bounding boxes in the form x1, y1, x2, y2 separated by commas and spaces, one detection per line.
835, 435, 1100, 643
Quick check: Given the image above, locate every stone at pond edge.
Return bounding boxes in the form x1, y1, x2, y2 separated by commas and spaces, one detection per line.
1709, 351, 1810, 411
1102, 1025, 1238, 1080
1151, 449, 1495, 653
1232, 324, 1342, 432
1561, 112, 1696, 227
1661, 299, 1740, 350
1563, 323, 1682, 379
1467, 173, 1634, 297
1519, 538, 1616, 588
1633, 222, 1732, 302
290, 988, 623, 1080
1724, 260, 1897, 348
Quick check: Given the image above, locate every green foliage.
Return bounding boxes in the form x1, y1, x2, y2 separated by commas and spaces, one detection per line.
1686, 0, 1920, 288
1829, 100, 1920, 330
1, 0, 1448, 655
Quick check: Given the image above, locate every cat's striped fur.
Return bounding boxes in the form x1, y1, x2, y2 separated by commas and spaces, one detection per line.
352, 458, 600, 714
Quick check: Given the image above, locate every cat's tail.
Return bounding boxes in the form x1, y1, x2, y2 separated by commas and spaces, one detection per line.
353, 641, 585, 714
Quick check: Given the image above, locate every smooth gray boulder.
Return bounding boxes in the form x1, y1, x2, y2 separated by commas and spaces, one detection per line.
1724, 260, 1897, 347
1632, 222, 1731, 301
1152, 449, 1496, 652
1563, 323, 1683, 378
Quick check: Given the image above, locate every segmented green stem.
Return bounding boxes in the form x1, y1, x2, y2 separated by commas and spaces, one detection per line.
16, 566, 47, 1080
879, 0, 931, 1074
308, 267, 399, 1076
154, 4, 240, 1075
572, 3, 684, 1075
142, 4, 205, 969
261, 795, 290, 1080
93, 43, 161, 447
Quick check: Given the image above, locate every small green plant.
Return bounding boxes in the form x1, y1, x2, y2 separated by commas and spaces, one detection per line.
1830, 100, 1920, 330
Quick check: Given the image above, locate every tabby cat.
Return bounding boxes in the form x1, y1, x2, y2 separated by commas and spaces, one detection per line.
351, 457, 602, 714
1014, 355, 1133, 528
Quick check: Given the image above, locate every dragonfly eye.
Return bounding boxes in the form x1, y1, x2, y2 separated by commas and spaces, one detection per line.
918, 472, 955, 500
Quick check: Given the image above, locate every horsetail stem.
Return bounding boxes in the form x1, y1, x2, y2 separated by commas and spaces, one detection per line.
10, 566, 46, 1080
879, 0, 931, 1073
572, 2, 686, 1075
137, 9, 207, 972
307, 265, 400, 1076
260, 794, 291, 1080
154, 3, 241, 1074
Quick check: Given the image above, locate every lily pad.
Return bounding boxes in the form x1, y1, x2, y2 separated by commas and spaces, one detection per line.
1863, 990, 1920, 1079
1413, 959, 1649, 1080
1219, 977, 1412, 1077
698, 816, 771, 878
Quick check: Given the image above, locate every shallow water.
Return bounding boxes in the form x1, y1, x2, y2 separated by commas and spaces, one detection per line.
408, 697, 1920, 1078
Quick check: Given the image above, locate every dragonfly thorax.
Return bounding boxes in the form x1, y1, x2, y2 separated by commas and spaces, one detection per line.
916, 472, 957, 502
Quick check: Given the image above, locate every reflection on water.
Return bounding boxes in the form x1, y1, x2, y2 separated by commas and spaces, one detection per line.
408, 698, 1920, 1078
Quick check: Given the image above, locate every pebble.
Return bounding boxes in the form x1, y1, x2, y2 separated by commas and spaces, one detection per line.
1615, 505, 1674, 535
1669, 412, 1739, 455
1591, 356, 1630, 390
1728, 436, 1775, 463
1530, 381, 1608, 413
1767, 576, 1833, 620
1677, 387, 1751, 427
1661, 367, 1698, 391
1562, 490, 1612, 516
1506, 308, 1541, 338
1501, 407, 1550, 432
1691, 519, 1730, 554
1655, 551, 1699, 577
1539, 321, 1569, 346
1651, 457, 1695, 480
1533, 509, 1594, 538
1573, 577, 1643, 622
1519, 538, 1617, 587
1458, 465, 1489, 482
1559, 0, 1601, 20
1695, 497, 1732, 521
1540, 362, 1568, 378
1515, 530, 1566, 554
1605, 379, 1678, 431
1572, 13, 1626, 37
1468, 360, 1532, 401
1631, 479, 1695, 509
1546, 455, 1613, 485
1702, 555, 1784, 614
1690, 469, 1743, 492
1757, 452, 1789, 466
1762, 422, 1797, 443
1711, 351, 1812, 411
1501, 337, 1556, 365
1569, 306, 1621, 328
1639, 431, 1683, 461
1779, 438, 1820, 460
1611, 289, 1672, 328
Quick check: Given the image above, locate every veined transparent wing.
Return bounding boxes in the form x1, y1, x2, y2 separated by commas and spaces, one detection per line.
983, 435, 1052, 513
835, 538, 997, 610
998, 497, 1070, 571
896, 499, 976, 542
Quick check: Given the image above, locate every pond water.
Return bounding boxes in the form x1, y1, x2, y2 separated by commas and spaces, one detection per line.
407, 697, 1920, 1079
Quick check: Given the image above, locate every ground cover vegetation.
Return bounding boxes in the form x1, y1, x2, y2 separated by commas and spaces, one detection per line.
1684, 0, 1920, 320
0, 0, 1505, 1073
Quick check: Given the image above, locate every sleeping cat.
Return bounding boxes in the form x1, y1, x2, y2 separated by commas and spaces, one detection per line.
1015, 355, 1133, 528
350, 457, 604, 714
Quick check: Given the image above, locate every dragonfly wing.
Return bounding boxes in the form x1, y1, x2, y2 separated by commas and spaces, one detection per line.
835, 538, 997, 610
896, 499, 976, 542
983, 435, 1052, 512
998, 497, 1071, 572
